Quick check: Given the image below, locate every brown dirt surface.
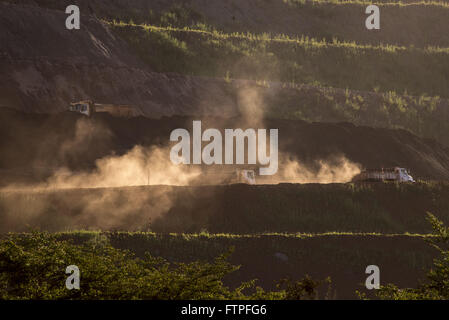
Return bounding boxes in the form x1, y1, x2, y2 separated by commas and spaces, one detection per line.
0, 2, 242, 116
6, 0, 449, 47
2, 108, 449, 182
101, 232, 437, 299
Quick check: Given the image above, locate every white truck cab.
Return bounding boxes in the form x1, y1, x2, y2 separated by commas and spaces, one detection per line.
395, 167, 415, 182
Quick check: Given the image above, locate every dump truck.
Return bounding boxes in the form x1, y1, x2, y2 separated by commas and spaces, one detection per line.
201, 167, 257, 185
69, 100, 137, 118
218, 169, 256, 184
235, 169, 256, 184
352, 167, 415, 183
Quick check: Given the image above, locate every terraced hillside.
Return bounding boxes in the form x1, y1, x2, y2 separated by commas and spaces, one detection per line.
55, 231, 438, 299
7, 0, 449, 47
2, 1, 449, 300
2, 1, 449, 146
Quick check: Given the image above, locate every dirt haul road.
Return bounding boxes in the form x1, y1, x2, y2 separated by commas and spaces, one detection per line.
2, 108, 449, 185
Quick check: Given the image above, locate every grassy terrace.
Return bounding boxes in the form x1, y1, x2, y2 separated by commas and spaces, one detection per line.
0, 230, 440, 298
56, 231, 434, 269
55, 231, 434, 265
2, 213, 448, 299
115, 23, 449, 53
110, 21, 449, 97
107, 21, 449, 145
8, 0, 449, 11
285, 0, 449, 7
56, 230, 437, 298
2, 0, 449, 300
5, 0, 449, 47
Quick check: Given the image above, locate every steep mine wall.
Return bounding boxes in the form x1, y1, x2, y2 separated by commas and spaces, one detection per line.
0, 2, 241, 117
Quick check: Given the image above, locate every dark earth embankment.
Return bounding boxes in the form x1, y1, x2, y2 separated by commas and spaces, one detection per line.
3, 2, 449, 147
1, 182, 449, 234
6, 0, 449, 47
57, 231, 438, 299
2, 108, 449, 184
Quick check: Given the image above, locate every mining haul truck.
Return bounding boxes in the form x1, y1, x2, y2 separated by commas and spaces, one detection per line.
234, 169, 256, 184
201, 167, 257, 185
221, 169, 256, 184
352, 167, 415, 183
69, 100, 137, 118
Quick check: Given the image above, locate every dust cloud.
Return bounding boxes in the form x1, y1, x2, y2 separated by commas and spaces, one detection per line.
275, 154, 362, 184
236, 85, 266, 127
0, 83, 362, 232
57, 117, 112, 163
0, 118, 201, 232
46, 145, 200, 189
0, 140, 197, 231
234, 83, 361, 184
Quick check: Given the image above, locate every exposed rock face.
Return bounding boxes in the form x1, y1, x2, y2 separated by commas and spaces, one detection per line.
0, 2, 241, 117
3, 2, 449, 183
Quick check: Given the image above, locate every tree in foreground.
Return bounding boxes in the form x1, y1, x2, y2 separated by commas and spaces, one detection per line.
371, 213, 449, 300
0, 232, 329, 300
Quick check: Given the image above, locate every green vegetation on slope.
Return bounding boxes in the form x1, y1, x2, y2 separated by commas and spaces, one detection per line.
7, 0, 449, 47
0, 228, 439, 299
110, 22, 449, 98
108, 22, 449, 146
264, 86, 449, 146
0, 232, 331, 299
285, 0, 449, 7
1, 215, 448, 299
372, 213, 449, 299
5, 1, 449, 145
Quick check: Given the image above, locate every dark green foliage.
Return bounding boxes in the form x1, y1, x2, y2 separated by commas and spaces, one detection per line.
0, 232, 331, 300
277, 275, 332, 300
371, 213, 449, 299
0, 233, 247, 299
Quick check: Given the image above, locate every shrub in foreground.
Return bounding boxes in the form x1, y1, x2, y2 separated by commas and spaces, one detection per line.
0, 232, 328, 300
